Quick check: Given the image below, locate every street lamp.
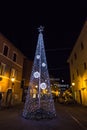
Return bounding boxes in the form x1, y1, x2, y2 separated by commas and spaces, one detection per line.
6, 77, 15, 107
11, 77, 15, 82
72, 82, 75, 86
11, 77, 15, 89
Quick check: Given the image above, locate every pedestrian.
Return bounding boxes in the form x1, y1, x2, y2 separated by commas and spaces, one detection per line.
0, 92, 2, 109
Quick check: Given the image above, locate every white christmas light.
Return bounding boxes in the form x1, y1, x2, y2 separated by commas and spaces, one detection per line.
40, 82, 47, 89
22, 26, 56, 120
33, 71, 40, 78
36, 55, 40, 59
42, 62, 46, 67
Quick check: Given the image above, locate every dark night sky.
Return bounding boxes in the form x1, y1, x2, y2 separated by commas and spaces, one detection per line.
0, 0, 87, 83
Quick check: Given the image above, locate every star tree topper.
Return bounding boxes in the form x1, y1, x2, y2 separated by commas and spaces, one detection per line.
38, 26, 44, 33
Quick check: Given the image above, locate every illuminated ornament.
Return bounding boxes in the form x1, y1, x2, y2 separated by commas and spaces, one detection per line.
36, 55, 40, 59
40, 82, 47, 89
42, 62, 46, 67
34, 71, 40, 78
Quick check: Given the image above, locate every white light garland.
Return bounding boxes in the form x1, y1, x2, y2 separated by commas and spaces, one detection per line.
23, 26, 56, 120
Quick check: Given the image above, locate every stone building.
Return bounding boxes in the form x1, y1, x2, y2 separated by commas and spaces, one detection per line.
68, 20, 87, 106
0, 33, 24, 105
22, 57, 33, 102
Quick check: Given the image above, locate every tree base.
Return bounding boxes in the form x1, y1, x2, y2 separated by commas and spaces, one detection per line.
23, 108, 56, 120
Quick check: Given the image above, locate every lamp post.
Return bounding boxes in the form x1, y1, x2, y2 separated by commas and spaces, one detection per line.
6, 77, 15, 107
11, 77, 15, 91
11, 77, 15, 83
72, 82, 75, 86
71, 82, 75, 93
71, 82, 75, 100
11, 77, 15, 105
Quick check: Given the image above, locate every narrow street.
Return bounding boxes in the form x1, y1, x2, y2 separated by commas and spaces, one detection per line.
0, 103, 87, 130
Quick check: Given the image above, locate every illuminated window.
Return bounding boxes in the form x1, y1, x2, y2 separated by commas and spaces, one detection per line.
11, 68, 15, 77
10, 68, 17, 79
0, 63, 6, 75
81, 42, 84, 50
3, 45, 9, 56
13, 52, 17, 62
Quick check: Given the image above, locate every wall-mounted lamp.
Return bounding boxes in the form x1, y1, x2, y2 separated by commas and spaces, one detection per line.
72, 82, 75, 86
11, 77, 15, 88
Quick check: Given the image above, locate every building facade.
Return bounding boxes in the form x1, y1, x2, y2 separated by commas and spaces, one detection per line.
68, 20, 87, 106
22, 57, 33, 102
0, 33, 24, 105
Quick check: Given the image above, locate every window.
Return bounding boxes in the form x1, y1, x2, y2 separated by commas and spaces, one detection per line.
84, 62, 87, 70
0, 63, 6, 75
76, 69, 79, 76
72, 74, 75, 80
13, 52, 17, 62
3, 45, 9, 56
11, 68, 16, 77
10, 68, 17, 79
81, 42, 84, 50
74, 53, 77, 60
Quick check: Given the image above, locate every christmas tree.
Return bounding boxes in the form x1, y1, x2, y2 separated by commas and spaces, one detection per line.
22, 26, 56, 120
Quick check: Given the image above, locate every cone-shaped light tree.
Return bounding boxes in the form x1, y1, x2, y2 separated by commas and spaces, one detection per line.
22, 26, 56, 120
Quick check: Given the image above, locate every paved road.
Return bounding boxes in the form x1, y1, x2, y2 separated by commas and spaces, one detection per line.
0, 103, 87, 130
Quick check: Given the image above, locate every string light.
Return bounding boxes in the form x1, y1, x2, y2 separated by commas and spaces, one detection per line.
22, 26, 56, 120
